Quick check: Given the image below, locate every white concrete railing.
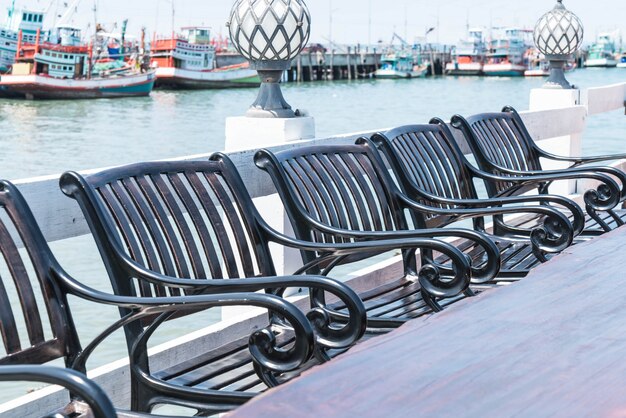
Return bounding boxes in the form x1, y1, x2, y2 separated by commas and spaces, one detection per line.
14, 104, 594, 245
1, 82, 624, 417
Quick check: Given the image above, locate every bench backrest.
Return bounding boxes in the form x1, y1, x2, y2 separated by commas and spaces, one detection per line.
255, 143, 410, 247
371, 121, 480, 228
0, 181, 81, 369
60, 158, 277, 302
452, 106, 542, 196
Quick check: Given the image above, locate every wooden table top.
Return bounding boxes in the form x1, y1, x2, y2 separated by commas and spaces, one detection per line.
230, 227, 626, 418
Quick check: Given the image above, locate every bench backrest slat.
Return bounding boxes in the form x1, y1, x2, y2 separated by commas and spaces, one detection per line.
61, 160, 276, 302
0, 182, 81, 367
373, 122, 480, 228
457, 108, 543, 196
256, 145, 404, 247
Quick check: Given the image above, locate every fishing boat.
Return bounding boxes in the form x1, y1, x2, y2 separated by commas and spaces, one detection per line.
584, 32, 618, 67
375, 51, 428, 79
445, 28, 486, 76
0, 25, 155, 99
483, 28, 529, 77
525, 61, 576, 77
151, 27, 259, 89
524, 48, 549, 77
0, 3, 46, 73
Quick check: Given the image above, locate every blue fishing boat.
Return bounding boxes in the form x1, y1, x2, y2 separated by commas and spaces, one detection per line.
584, 32, 618, 68
375, 52, 427, 79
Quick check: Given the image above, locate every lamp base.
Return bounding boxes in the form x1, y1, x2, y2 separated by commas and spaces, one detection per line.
247, 69, 295, 118
543, 61, 573, 89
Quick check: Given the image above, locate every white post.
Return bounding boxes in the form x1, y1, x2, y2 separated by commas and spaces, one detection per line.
529, 88, 585, 195
222, 116, 316, 320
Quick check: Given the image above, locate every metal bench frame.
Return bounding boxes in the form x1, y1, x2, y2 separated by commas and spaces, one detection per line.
60, 157, 472, 413
452, 106, 626, 235
255, 134, 581, 294
0, 180, 319, 417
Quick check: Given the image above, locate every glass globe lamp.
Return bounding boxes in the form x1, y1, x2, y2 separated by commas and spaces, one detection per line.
533, 0, 584, 89
228, 0, 311, 118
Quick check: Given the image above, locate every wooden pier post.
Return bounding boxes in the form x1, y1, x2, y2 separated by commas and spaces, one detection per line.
429, 47, 436, 76
329, 49, 335, 81
347, 47, 352, 81
297, 55, 302, 82
307, 52, 314, 82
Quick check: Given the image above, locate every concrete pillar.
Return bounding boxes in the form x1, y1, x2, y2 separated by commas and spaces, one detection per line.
529, 88, 584, 195
222, 116, 316, 319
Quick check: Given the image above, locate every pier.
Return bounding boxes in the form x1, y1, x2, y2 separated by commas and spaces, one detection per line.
216, 47, 453, 81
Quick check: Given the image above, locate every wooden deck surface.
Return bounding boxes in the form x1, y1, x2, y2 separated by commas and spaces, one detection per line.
229, 226, 626, 417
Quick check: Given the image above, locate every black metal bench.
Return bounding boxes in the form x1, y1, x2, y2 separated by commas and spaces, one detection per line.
369, 120, 590, 267
254, 137, 579, 320
452, 106, 626, 235
0, 179, 321, 417
256, 132, 582, 292
59, 157, 470, 412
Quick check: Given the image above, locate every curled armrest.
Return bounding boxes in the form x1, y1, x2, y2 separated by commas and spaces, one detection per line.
396, 192, 574, 257
259, 219, 489, 289
130, 292, 316, 374
55, 265, 361, 354
0, 366, 116, 418
401, 187, 585, 238
538, 148, 626, 167
473, 167, 622, 212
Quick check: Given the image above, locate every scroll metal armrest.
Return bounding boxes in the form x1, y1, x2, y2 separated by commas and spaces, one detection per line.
525, 158, 626, 200
396, 192, 574, 257
538, 148, 626, 167
55, 269, 316, 378
259, 219, 498, 286
473, 167, 622, 212
0, 366, 117, 418
402, 186, 585, 238
58, 266, 367, 354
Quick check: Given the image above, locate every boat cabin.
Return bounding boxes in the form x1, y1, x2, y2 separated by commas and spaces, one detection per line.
35, 46, 88, 78
151, 26, 216, 71
48, 25, 83, 47
0, 8, 45, 71
454, 27, 486, 57
13, 25, 89, 79
182, 26, 211, 45
6, 8, 45, 42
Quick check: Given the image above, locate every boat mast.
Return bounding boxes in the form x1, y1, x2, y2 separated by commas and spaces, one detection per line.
120, 19, 128, 56
7, 0, 16, 29
171, 0, 175, 38
92, 0, 98, 30
89, 0, 97, 79
57, 0, 82, 27
367, 0, 371, 47
404, 2, 408, 46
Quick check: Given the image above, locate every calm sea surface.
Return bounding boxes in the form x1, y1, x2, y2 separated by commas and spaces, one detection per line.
0, 69, 624, 403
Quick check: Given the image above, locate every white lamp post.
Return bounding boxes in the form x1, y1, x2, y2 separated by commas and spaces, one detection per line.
533, 0, 584, 89
228, 0, 311, 118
